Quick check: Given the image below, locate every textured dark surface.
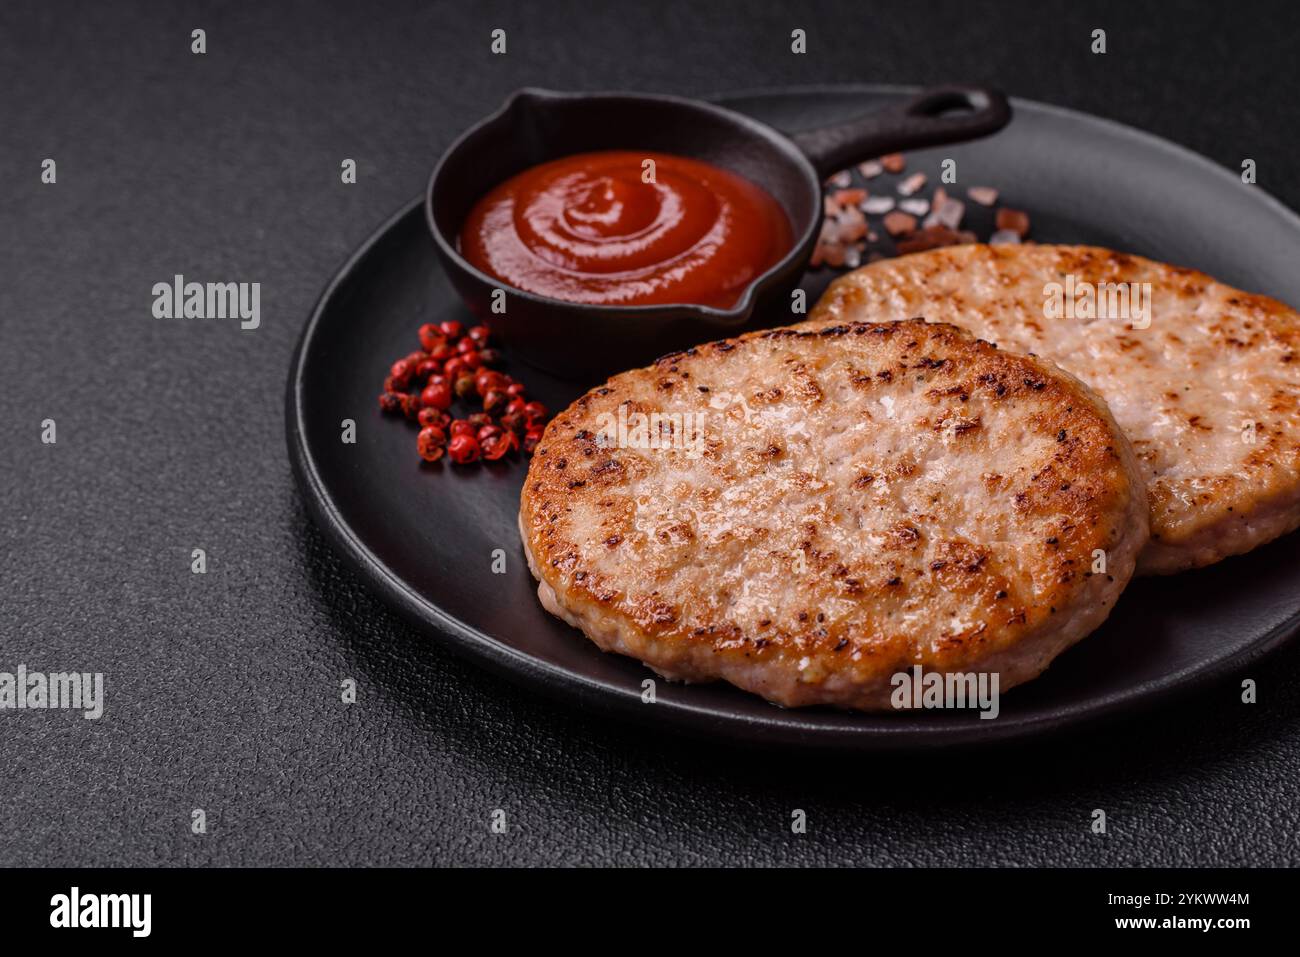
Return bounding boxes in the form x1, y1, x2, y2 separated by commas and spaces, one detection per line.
2, 0, 1299, 867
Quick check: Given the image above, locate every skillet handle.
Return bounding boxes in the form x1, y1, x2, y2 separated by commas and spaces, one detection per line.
789, 86, 1012, 180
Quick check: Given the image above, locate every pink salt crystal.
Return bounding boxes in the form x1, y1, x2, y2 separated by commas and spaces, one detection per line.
883, 211, 918, 237
837, 206, 867, 242
897, 172, 927, 196
935, 198, 965, 229
995, 207, 1031, 237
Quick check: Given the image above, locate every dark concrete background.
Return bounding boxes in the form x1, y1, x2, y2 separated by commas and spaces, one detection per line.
2, 0, 1298, 865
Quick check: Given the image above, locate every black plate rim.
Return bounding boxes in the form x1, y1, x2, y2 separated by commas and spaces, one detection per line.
286, 85, 1300, 751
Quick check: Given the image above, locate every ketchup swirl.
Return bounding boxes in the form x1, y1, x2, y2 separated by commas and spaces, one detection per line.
460, 150, 793, 308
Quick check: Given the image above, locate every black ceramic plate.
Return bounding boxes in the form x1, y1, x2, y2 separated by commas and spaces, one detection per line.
287, 86, 1300, 749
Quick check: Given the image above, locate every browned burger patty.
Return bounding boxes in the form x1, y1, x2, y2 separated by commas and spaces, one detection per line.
810, 244, 1300, 574
519, 319, 1148, 710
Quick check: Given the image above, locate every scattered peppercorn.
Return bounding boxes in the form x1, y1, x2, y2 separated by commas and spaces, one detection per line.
417, 426, 447, 462
418, 408, 450, 430
389, 359, 414, 389
420, 382, 452, 410
377, 320, 551, 468
418, 323, 444, 352
482, 430, 519, 460
443, 356, 468, 381
448, 433, 481, 464
454, 374, 477, 399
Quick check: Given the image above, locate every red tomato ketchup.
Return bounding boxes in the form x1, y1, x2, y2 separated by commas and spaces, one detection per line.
459, 150, 793, 308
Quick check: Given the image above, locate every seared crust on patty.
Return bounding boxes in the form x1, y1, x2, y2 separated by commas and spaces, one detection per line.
520, 319, 1148, 710
809, 244, 1300, 574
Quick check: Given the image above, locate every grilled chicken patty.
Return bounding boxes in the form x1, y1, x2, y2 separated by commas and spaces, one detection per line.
520, 319, 1148, 710
810, 244, 1300, 574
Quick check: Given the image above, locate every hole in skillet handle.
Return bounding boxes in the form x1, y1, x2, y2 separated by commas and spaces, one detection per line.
787, 85, 1012, 180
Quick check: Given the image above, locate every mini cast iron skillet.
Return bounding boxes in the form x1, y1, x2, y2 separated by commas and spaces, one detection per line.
427, 86, 1010, 378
